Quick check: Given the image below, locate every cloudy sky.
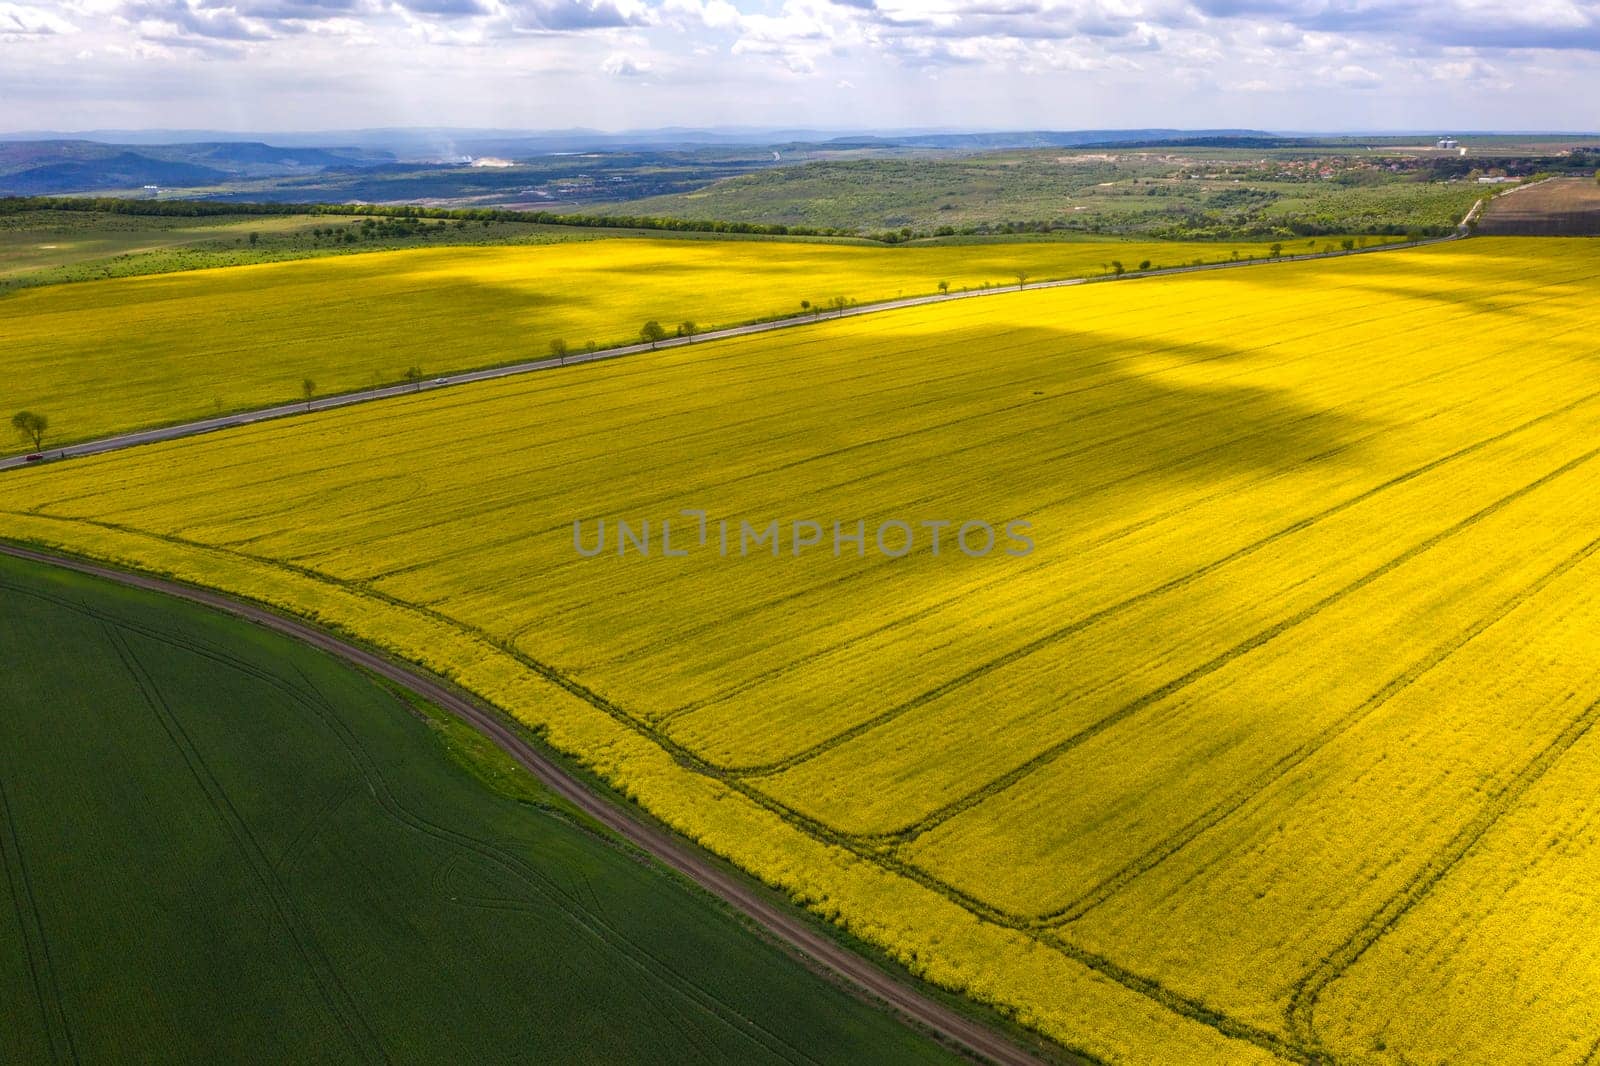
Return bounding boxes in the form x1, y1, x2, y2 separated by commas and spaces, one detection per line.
3, 0, 1598, 133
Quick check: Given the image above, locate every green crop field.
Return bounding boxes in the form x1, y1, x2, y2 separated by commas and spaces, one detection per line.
0, 551, 962, 1065
0, 210, 334, 286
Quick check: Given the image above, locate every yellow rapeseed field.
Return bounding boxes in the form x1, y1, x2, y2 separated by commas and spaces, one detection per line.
1, 232, 1364, 452
3, 237, 1597, 1065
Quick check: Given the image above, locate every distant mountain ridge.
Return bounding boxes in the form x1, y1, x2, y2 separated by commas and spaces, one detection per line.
1, 153, 230, 194
0, 129, 1281, 196
0, 126, 1277, 159
0, 139, 392, 195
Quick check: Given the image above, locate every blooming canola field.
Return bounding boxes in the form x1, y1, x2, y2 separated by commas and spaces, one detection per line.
2, 237, 1598, 1064
0, 232, 1363, 452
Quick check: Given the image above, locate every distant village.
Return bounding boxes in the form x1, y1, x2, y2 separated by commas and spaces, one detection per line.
1148, 139, 1545, 187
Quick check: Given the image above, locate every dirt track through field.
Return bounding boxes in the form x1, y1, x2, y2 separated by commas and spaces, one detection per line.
0, 541, 1057, 1066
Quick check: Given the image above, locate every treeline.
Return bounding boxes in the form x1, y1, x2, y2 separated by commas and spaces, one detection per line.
0, 195, 858, 240
879, 217, 1452, 242
0, 192, 1466, 245
1153, 218, 1451, 240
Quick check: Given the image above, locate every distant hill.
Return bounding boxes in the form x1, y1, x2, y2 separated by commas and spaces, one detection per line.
0, 127, 1280, 163
806, 129, 1273, 150
179, 142, 375, 169
0, 152, 230, 194
0, 139, 390, 195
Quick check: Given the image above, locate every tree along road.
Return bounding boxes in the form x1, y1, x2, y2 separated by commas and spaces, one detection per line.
0, 230, 1465, 474
0, 540, 1061, 1066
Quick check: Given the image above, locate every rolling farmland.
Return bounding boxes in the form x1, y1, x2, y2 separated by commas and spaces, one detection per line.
0, 551, 963, 1066
3, 237, 1599, 1063
0, 209, 331, 283
0, 206, 617, 294
0, 232, 1373, 452
609, 154, 1486, 238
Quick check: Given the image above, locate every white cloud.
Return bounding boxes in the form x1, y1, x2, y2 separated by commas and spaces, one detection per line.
600, 48, 648, 73
503, 0, 651, 32
1331, 63, 1382, 89
661, 0, 736, 31
0, 3, 78, 35
3, 0, 1599, 130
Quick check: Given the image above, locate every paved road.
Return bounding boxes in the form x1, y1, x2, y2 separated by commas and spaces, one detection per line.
1, 231, 1465, 474
0, 540, 1060, 1066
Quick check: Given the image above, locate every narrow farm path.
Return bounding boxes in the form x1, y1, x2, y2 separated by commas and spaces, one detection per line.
0, 540, 1061, 1066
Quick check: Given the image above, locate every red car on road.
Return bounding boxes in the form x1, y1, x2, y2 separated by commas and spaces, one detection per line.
24, 454, 43, 463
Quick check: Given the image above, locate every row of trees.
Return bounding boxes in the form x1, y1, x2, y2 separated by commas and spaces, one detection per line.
641, 320, 697, 347
0, 193, 1462, 247
544, 320, 697, 362
0, 195, 854, 241
9, 232, 1408, 463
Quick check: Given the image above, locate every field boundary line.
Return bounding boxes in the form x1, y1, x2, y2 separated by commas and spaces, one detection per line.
0, 232, 1461, 473
273, 669, 836, 1066
277, 665, 836, 1066
309, 249, 1567, 589
3, 573, 842, 1066
7, 395, 1594, 1062
4, 336, 1593, 1064
0, 522, 1228, 1058
0, 521, 1315, 1062
364, 288, 1383, 586
0, 541, 1062, 1066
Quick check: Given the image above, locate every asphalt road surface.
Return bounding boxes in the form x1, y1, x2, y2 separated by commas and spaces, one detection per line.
0, 230, 1464, 474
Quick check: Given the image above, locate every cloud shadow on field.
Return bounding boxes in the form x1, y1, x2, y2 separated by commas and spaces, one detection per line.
1328, 275, 1592, 320
355, 316, 1385, 591
398, 319, 1394, 695
659, 321, 1382, 525
231, 305, 1393, 608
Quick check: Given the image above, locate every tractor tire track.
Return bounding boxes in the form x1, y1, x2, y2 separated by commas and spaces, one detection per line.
63, 585, 830, 1066
279, 670, 831, 1066
723, 389, 1600, 782
378, 274, 1499, 580
1039, 526, 1600, 927
838, 437, 1600, 845
0, 774, 78, 1065
1284, 691, 1600, 1053
620, 316, 1561, 697
646, 336, 1573, 728
103, 625, 390, 1066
